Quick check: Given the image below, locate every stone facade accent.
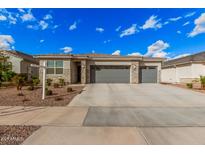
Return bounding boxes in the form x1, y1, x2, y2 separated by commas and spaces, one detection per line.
39, 60, 71, 84
130, 61, 139, 84
81, 60, 87, 84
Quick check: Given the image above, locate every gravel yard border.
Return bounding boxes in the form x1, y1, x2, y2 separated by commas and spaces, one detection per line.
0, 85, 85, 106
0, 125, 40, 145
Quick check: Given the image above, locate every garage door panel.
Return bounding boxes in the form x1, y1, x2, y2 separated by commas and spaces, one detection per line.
140, 67, 157, 83
91, 66, 130, 83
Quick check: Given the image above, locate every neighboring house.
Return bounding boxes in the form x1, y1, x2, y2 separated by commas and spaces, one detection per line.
35, 54, 164, 84
0, 50, 39, 78
161, 51, 205, 84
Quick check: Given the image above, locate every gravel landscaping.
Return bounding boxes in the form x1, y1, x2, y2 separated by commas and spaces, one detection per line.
0, 125, 40, 145
165, 83, 205, 94
0, 85, 84, 106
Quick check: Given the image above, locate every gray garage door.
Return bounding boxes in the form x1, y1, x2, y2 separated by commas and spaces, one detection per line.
140, 66, 157, 83
90, 65, 130, 83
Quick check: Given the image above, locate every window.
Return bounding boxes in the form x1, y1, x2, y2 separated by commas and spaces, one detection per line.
47, 60, 64, 74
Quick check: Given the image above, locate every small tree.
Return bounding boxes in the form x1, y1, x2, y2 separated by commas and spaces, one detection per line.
12, 74, 26, 95
46, 78, 52, 86
200, 76, 205, 89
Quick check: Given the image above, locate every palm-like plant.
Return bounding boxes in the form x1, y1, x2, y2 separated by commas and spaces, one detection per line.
200, 76, 205, 90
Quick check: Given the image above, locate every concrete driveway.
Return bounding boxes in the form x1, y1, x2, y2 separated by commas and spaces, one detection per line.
22, 84, 205, 144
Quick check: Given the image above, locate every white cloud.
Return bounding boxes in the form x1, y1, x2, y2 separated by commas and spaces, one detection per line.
188, 13, 205, 37
0, 15, 7, 21
43, 14, 52, 20
39, 20, 48, 30
183, 21, 190, 26
27, 24, 38, 30
163, 21, 169, 25
20, 9, 35, 22
18, 8, 25, 13
60, 46, 73, 53
112, 50, 120, 56
53, 25, 59, 29
145, 40, 169, 58
141, 15, 162, 30
96, 27, 104, 33
115, 26, 121, 32
0, 9, 17, 24
185, 12, 196, 18
103, 40, 111, 44
177, 30, 181, 34
172, 53, 190, 59
120, 24, 138, 38
153, 51, 168, 58
127, 52, 142, 56
40, 39, 44, 43
69, 22, 77, 31
0, 35, 15, 50
169, 16, 182, 22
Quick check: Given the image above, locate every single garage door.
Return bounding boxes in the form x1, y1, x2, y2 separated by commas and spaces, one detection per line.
140, 66, 157, 83
90, 65, 130, 83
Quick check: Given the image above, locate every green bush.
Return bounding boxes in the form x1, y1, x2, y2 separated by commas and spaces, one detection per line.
1, 71, 16, 82
45, 88, 53, 96
55, 97, 63, 101
186, 83, 193, 89
32, 78, 40, 87
27, 86, 34, 91
46, 78, 52, 86
200, 76, 205, 89
59, 78, 65, 87
67, 87, 73, 92
12, 74, 26, 90
53, 83, 59, 88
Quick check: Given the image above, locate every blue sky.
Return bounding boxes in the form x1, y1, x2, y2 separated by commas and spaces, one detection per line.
0, 8, 205, 58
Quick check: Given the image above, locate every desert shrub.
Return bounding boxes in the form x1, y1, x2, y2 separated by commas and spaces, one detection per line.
53, 83, 59, 88
46, 78, 52, 86
22, 98, 30, 102
17, 93, 24, 96
32, 76, 40, 86
12, 74, 26, 90
1, 71, 16, 82
67, 87, 73, 92
45, 88, 53, 96
27, 86, 34, 91
59, 78, 65, 87
200, 76, 205, 89
186, 83, 193, 89
55, 97, 63, 101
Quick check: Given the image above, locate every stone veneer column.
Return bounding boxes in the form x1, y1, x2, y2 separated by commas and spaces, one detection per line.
81, 60, 87, 84
130, 61, 139, 84
63, 60, 71, 84
86, 61, 90, 83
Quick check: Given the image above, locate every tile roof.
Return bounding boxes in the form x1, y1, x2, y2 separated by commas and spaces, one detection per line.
0, 50, 38, 64
162, 51, 205, 67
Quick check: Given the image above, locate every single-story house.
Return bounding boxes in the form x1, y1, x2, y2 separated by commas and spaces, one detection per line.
161, 51, 205, 84
0, 50, 39, 77
35, 54, 164, 84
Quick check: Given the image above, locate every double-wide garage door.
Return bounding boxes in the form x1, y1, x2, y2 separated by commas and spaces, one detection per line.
90, 65, 130, 83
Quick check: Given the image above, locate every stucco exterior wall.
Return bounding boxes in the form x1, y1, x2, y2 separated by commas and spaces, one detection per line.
161, 67, 176, 83
161, 63, 205, 83
8, 56, 22, 74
